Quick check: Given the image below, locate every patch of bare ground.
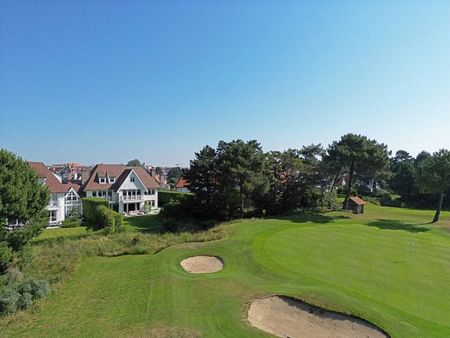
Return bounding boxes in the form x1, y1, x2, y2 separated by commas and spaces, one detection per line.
180, 256, 224, 273
247, 296, 388, 338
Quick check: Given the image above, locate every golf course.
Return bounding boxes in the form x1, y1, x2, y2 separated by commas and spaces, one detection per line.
1, 203, 450, 337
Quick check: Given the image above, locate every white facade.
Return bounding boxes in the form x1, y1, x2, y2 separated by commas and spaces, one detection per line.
86, 169, 158, 214
46, 189, 82, 226
46, 193, 66, 226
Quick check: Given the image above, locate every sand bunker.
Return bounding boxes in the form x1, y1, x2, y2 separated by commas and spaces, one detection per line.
180, 256, 224, 273
247, 296, 388, 338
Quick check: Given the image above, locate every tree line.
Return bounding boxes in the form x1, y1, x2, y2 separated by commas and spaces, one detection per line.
176, 134, 450, 223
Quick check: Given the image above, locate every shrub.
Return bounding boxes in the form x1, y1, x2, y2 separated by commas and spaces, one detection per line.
320, 191, 339, 211
97, 206, 123, 234
380, 194, 403, 207
0, 277, 50, 315
0, 242, 12, 273
81, 198, 109, 227
0, 286, 19, 315
158, 190, 192, 206
61, 216, 81, 228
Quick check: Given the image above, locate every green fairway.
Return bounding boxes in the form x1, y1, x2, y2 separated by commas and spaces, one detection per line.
2, 204, 450, 337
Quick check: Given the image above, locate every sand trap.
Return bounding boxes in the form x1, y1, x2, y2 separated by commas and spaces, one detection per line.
180, 256, 224, 273
247, 296, 388, 338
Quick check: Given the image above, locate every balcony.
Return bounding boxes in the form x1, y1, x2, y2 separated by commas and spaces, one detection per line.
122, 195, 143, 201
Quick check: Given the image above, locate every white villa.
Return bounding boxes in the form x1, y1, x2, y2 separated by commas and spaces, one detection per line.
29, 162, 82, 226
82, 164, 159, 214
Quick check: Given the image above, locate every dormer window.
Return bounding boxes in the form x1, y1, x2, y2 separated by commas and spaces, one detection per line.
99, 177, 106, 184
109, 177, 115, 183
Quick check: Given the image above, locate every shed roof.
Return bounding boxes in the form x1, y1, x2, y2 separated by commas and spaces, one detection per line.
349, 196, 366, 205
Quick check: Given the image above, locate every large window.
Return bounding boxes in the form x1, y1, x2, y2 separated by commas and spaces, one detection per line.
65, 190, 81, 216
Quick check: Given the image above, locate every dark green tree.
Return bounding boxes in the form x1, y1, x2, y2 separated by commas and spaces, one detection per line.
217, 140, 265, 218
415, 149, 450, 223
127, 159, 143, 167
167, 167, 183, 187
184, 146, 220, 218
0, 149, 50, 269
325, 134, 389, 209
389, 150, 416, 203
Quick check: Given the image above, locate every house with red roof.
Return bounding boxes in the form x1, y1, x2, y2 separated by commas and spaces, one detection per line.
175, 177, 189, 193
29, 162, 82, 226
82, 164, 160, 214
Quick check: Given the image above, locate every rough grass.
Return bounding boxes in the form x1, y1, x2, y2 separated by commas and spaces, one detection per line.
1, 204, 450, 337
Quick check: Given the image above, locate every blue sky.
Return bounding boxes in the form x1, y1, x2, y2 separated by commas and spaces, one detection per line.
1, 1, 449, 166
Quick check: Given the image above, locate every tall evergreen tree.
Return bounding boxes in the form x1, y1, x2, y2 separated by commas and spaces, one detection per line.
415, 149, 450, 223
325, 134, 389, 209
217, 140, 265, 218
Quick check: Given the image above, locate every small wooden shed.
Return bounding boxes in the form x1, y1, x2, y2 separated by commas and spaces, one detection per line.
348, 196, 366, 214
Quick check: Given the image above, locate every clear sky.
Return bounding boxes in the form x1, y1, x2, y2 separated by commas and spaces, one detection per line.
1, 1, 449, 166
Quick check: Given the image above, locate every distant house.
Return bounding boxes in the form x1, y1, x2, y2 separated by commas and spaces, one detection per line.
82, 164, 160, 214
348, 196, 366, 214
175, 177, 189, 193
29, 162, 82, 226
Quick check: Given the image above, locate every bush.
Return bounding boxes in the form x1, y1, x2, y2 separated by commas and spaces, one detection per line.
81, 198, 109, 227
0, 277, 50, 315
320, 191, 339, 211
380, 194, 404, 207
158, 190, 192, 206
0, 242, 12, 273
97, 206, 123, 234
0, 286, 19, 315
61, 216, 81, 228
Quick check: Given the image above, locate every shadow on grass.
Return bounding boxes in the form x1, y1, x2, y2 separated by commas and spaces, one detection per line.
366, 219, 430, 233
280, 212, 351, 224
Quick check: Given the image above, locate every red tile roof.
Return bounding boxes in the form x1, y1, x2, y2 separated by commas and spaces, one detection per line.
66, 183, 82, 195
28, 162, 68, 193
349, 196, 366, 205
83, 164, 159, 191
175, 177, 188, 188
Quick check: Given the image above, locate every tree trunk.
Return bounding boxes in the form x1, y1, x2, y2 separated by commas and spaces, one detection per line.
330, 163, 342, 192
432, 191, 444, 223
343, 161, 355, 210
372, 178, 377, 194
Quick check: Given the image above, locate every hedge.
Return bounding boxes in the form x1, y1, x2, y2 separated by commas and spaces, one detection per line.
158, 190, 192, 206
81, 198, 109, 227
97, 205, 122, 234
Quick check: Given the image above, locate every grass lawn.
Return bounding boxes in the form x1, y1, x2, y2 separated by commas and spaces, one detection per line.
2, 204, 450, 337
34, 214, 163, 242
35, 226, 88, 241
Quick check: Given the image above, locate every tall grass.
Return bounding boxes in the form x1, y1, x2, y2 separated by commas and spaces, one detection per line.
25, 227, 226, 284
